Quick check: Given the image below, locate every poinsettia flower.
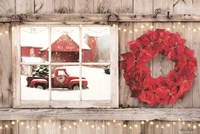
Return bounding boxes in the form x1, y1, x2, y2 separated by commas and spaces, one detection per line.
128, 40, 142, 54
120, 52, 136, 72
138, 90, 159, 105
154, 87, 170, 105
139, 30, 160, 56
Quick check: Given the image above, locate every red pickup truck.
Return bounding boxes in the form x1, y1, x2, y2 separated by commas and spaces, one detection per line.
26, 68, 88, 90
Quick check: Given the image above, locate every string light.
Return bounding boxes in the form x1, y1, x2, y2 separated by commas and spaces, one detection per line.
123, 29, 127, 32
11, 121, 15, 125
106, 122, 110, 125
156, 125, 159, 128
173, 122, 176, 125
5, 124, 8, 128
141, 121, 145, 124
129, 126, 133, 129
96, 126, 100, 130
0, 126, 2, 129
68, 125, 72, 129
150, 121, 154, 125
5, 31, 8, 34
20, 122, 24, 126
26, 125, 30, 129
91, 125, 95, 128
134, 29, 138, 32
123, 124, 127, 128
112, 120, 116, 123
134, 124, 138, 128
79, 119, 83, 122
141, 25, 144, 28
193, 125, 197, 129
166, 124, 171, 127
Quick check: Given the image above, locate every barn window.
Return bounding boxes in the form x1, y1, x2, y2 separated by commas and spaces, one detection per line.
12, 25, 118, 108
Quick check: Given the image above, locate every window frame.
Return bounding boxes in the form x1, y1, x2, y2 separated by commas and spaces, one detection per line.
12, 23, 119, 108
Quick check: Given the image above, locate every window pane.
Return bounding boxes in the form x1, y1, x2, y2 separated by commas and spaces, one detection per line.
81, 65, 111, 100
51, 65, 81, 100
20, 27, 49, 63
21, 65, 49, 100
82, 27, 110, 63
51, 27, 80, 63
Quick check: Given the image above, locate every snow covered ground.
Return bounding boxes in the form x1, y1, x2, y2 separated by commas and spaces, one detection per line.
21, 66, 111, 101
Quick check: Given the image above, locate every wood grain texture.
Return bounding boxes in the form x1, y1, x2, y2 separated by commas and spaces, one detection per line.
0, 0, 15, 15
34, 0, 54, 13
173, 22, 193, 108
133, 0, 153, 14
0, 23, 12, 108
16, 0, 34, 14
93, 0, 111, 13
74, 0, 93, 13
173, 0, 193, 14
192, 23, 200, 108
54, 0, 75, 13
0, 108, 199, 121
119, 23, 137, 107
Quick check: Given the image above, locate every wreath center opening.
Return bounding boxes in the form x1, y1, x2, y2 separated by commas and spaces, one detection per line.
148, 54, 175, 78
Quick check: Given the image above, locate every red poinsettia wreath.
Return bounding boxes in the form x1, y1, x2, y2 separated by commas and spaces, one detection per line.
121, 29, 197, 105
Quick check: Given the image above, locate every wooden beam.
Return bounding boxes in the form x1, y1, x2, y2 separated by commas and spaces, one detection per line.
0, 108, 199, 121
2, 14, 200, 23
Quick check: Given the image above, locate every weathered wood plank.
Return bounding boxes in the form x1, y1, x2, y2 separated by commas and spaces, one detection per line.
93, 0, 111, 13
111, 0, 121, 14
120, 0, 133, 13
173, 0, 193, 14
0, 23, 12, 108
0, 108, 198, 121
34, 0, 54, 13
119, 23, 138, 108
1, 14, 200, 23
74, 0, 93, 13
0, 0, 15, 16
54, 0, 75, 14
154, 0, 173, 14
133, 0, 153, 14
173, 22, 193, 108
192, 23, 200, 108
16, 0, 34, 14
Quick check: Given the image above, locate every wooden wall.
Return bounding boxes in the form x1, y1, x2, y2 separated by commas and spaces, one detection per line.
0, 0, 200, 133
0, 120, 198, 134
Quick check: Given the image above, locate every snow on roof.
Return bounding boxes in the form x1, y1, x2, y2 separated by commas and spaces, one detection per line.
67, 34, 90, 50
21, 57, 46, 63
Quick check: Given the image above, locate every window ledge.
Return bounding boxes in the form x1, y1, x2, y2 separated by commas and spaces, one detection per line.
1, 108, 200, 121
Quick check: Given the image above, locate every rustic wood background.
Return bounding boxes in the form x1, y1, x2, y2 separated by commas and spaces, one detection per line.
0, 0, 200, 133
0, 120, 199, 134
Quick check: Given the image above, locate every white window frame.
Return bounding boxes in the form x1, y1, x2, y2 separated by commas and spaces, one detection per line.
12, 24, 119, 108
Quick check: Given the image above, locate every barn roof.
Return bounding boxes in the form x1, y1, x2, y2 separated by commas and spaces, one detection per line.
42, 34, 90, 52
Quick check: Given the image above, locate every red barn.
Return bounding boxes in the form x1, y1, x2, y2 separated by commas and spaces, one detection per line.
21, 46, 42, 57
41, 34, 97, 62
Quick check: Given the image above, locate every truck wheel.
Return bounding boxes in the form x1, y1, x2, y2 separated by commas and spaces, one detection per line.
72, 85, 80, 90
35, 84, 45, 90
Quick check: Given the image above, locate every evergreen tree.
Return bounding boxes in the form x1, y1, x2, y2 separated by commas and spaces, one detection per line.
32, 65, 49, 77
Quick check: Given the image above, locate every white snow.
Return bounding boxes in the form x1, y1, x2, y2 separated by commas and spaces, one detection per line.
21, 66, 111, 101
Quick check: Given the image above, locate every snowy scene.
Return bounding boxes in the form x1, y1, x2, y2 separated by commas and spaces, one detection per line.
20, 26, 111, 101
21, 66, 111, 100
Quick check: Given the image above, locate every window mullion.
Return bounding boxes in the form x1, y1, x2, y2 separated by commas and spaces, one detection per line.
48, 26, 52, 104
79, 26, 83, 101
